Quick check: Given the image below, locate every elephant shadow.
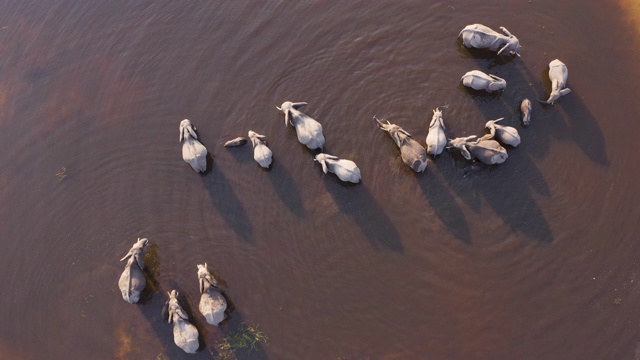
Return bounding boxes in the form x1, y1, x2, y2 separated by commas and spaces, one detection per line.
322, 175, 404, 253
537, 66, 609, 166
418, 159, 472, 244
202, 164, 254, 242
267, 161, 306, 219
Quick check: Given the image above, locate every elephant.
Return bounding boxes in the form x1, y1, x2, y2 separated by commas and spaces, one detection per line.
541, 59, 571, 105
248, 130, 273, 168
375, 117, 427, 173
164, 290, 200, 354
485, 118, 521, 147
276, 101, 325, 150
520, 99, 532, 126
179, 119, 208, 173
458, 24, 521, 57
314, 153, 361, 183
197, 264, 227, 326
461, 70, 506, 92
118, 238, 148, 304
449, 135, 508, 165
223, 137, 247, 147
426, 107, 447, 156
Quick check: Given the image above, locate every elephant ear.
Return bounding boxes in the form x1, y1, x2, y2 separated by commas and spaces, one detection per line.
429, 115, 438, 128
134, 252, 145, 270
486, 124, 496, 138
187, 125, 198, 139
291, 102, 308, 110
460, 145, 472, 160
162, 299, 171, 323
174, 305, 189, 321
319, 159, 328, 174
284, 110, 291, 127
179, 128, 184, 143
390, 131, 402, 145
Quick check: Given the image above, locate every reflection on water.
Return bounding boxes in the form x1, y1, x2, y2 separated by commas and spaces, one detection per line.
621, 0, 640, 33
1, 1, 640, 359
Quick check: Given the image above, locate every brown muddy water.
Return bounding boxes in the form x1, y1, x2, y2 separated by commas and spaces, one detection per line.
1, 1, 640, 359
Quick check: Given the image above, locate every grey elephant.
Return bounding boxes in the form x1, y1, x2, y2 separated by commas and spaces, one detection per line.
223, 137, 247, 147
520, 99, 532, 126
375, 117, 427, 173
449, 135, 508, 165
485, 118, 521, 147
541, 59, 571, 105
179, 119, 208, 173
248, 130, 273, 168
461, 70, 506, 92
314, 153, 361, 183
165, 290, 200, 354
458, 24, 521, 57
197, 263, 227, 326
276, 101, 325, 150
118, 238, 148, 304
426, 107, 447, 156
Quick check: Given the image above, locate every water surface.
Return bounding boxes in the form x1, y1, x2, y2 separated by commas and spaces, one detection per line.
1, 1, 639, 359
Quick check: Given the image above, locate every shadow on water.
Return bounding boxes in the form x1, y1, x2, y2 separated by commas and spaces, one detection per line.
538, 67, 609, 166
267, 161, 306, 219
456, 44, 518, 68
202, 162, 253, 243
322, 175, 404, 253
225, 144, 253, 165
447, 52, 555, 242
418, 160, 472, 244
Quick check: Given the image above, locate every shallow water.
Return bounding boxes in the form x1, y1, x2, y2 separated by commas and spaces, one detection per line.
1, 1, 640, 359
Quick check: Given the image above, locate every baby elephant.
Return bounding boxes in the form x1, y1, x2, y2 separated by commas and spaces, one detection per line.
541, 59, 571, 105
520, 99, 532, 126
461, 70, 506, 92
485, 118, 521, 147
426, 107, 447, 156
179, 119, 208, 173
223, 137, 247, 147
248, 130, 273, 168
314, 153, 361, 183
458, 24, 521, 57
276, 101, 325, 150
165, 290, 200, 354
118, 237, 148, 304
197, 263, 227, 326
375, 117, 427, 173
449, 135, 508, 165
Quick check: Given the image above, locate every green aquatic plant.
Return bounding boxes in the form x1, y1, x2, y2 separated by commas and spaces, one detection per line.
215, 324, 268, 360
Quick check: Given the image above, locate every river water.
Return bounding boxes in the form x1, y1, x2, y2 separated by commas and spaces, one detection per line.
1, 1, 639, 359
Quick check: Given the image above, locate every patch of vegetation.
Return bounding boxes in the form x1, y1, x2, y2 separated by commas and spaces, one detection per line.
613, 298, 622, 305
215, 324, 268, 360
56, 167, 67, 180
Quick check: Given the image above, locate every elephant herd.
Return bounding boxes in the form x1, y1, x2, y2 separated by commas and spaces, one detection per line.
118, 238, 227, 353
117, 23, 571, 354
